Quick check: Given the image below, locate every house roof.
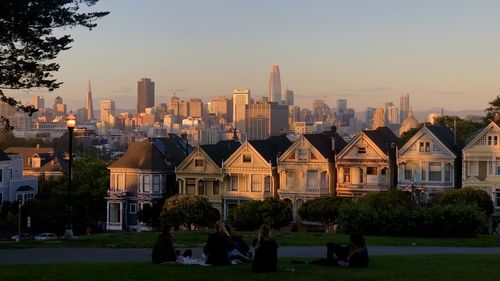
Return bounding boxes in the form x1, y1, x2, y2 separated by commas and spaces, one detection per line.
150, 134, 192, 166
363, 127, 400, 153
0, 150, 10, 161
249, 135, 292, 165
4, 146, 54, 169
304, 130, 347, 161
109, 140, 168, 170
425, 125, 462, 155
200, 140, 241, 167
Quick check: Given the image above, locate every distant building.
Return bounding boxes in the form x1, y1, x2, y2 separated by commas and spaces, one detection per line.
285, 89, 294, 105
233, 89, 250, 137
32, 96, 44, 110
399, 108, 419, 136
100, 100, 116, 131
189, 99, 203, 119
268, 65, 282, 103
208, 96, 233, 122
0, 150, 38, 204
385, 102, 399, 124
371, 107, 385, 129
400, 94, 410, 123
86, 80, 95, 121
137, 78, 155, 114
245, 101, 289, 140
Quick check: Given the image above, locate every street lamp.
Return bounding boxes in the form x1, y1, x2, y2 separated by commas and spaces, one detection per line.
65, 113, 76, 238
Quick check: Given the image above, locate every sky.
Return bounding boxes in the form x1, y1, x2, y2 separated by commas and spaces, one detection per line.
9, 0, 500, 112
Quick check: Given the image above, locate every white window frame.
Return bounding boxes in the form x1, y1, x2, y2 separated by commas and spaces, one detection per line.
251, 175, 262, 192
468, 161, 479, 176
143, 175, 151, 192
129, 203, 137, 214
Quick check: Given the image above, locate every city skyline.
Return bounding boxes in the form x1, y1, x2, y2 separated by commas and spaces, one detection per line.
5, 0, 500, 112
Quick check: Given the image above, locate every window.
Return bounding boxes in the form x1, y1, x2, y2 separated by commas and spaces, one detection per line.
343, 167, 351, 182
307, 170, 318, 187
117, 174, 124, 190
404, 163, 413, 180
367, 167, 378, 175
298, 149, 308, 161
468, 161, 478, 176
213, 181, 220, 195
444, 163, 451, 181
24, 193, 34, 203
286, 172, 294, 187
425, 142, 430, 152
161, 175, 166, 193
194, 159, 204, 167
230, 176, 238, 191
129, 203, 137, 214
242, 155, 252, 163
153, 175, 160, 192
251, 175, 262, 192
429, 162, 441, 181
419, 141, 430, 152
320, 172, 327, 188
143, 175, 151, 192
186, 178, 196, 194
264, 176, 271, 192
488, 135, 498, 146
109, 203, 121, 223
357, 147, 366, 154
198, 181, 205, 195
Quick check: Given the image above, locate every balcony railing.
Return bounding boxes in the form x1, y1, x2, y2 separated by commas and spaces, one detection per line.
337, 183, 388, 191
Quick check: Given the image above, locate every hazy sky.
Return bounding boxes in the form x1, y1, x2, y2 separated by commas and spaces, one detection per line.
10, 0, 500, 112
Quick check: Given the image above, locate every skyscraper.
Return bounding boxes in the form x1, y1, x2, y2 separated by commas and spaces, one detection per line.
233, 89, 250, 136
169, 94, 180, 116
246, 101, 289, 140
86, 80, 95, 121
32, 96, 44, 110
189, 98, 203, 118
137, 78, 155, 114
285, 89, 294, 105
209, 96, 233, 121
337, 99, 347, 114
400, 94, 410, 123
372, 107, 385, 129
385, 102, 399, 124
268, 65, 281, 102
100, 100, 115, 130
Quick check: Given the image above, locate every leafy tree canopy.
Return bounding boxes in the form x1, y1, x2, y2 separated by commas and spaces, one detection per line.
0, 0, 108, 128
484, 95, 500, 124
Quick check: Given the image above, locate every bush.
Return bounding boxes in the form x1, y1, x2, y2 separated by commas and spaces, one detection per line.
338, 202, 378, 234
160, 195, 218, 230
432, 188, 494, 216
360, 190, 417, 211
228, 198, 292, 231
298, 196, 351, 226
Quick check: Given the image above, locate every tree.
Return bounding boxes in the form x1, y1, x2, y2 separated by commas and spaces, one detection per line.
0, 0, 108, 129
160, 195, 218, 230
484, 95, 500, 124
432, 188, 494, 217
399, 124, 423, 145
432, 116, 484, 144
259, 198, 293, 229
298, 196, 351, 228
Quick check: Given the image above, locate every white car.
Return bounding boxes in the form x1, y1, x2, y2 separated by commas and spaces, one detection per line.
34, 233, 57, 240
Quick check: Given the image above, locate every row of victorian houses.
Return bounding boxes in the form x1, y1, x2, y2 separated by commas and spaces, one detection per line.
106, 122, 500, 231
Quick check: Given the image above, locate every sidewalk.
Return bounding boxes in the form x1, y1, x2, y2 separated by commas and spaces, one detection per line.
2, 246, 500, 265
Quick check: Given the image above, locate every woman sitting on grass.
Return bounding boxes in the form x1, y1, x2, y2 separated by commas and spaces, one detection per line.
204, 221, 232, 266
306, 232, 369, 268
151, 224, 177, 264
252, 224, 279, 272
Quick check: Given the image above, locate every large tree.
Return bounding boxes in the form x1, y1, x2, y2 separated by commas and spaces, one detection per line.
0, 0, 108, 128
484, 95, 500, 124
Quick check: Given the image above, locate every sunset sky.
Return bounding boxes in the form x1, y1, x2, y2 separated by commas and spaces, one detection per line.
10, 0, 500, 112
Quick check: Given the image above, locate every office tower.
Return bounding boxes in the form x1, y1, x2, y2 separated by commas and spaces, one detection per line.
32, 96, 44, 110
285, 89, 294, 105
288, 105, 301, 126
233, 89, 250, 135
268, 65, 281, 102
76, 107, 88, 124
337, 99, 347, 114
179, 99, 189, 119
246, 101, 289, 140
169, 94, 180, 116
209, 96, 233, 121
137, 78, 155, 114
400, 94, 410, 123
86, 80, 95, 121
365, 107, 376, 126
100, 100, 115, 125
371, 107, 385, 129
385, 102, 399, 124
189, 98, 203, 118
53, 96, 66, 115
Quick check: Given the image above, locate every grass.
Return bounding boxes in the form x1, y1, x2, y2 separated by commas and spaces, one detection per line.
1, 255, 499, 281
1, 231, 500, 249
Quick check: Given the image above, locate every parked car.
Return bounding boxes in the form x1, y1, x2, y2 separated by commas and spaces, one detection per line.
34, 233, 57, 240
10, 233, 34, 241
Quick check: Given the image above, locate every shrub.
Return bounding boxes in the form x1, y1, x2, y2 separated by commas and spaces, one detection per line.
360, 190, 417, 211
160, 195, 217, 230
298, 196, 351, 226
260, 198, 293, 229
338, 202, 378, 234
228, 198, 292, 231
432, 188, 494, 216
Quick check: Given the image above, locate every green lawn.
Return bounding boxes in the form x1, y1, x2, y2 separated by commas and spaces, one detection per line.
1, 231, 500, 249
1, 255, 499, 281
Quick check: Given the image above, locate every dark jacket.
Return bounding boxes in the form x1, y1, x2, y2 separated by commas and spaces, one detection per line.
151, 234, 176, 264
252, 238, 279, 272
347, 246, 369, 268
204, 233, 232, 266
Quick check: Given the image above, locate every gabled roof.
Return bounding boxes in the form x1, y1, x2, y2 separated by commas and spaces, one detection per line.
463, 121, 500, 150
303, 131, 347, 161
150, 134, 192, 166
248, 135, 292, 165
200, 140, 241, 167
425, 125, 462, 155
4, 146, 54, 168
0, 150, 10, 161
109, 140, 168, 170
363, 127, 400, 153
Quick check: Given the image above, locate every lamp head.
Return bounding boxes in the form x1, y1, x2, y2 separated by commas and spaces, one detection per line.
66, 113, 77, 129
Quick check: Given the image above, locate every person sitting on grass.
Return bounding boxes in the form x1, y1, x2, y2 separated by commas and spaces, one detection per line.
252, 224, 279, 272
151, 224, 177, 264
305, 232, 369, 268
226, 225, 251, 263
204, 221, 232, 266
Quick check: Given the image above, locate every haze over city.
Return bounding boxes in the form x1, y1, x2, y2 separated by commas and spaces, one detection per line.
6, 0, 500, 112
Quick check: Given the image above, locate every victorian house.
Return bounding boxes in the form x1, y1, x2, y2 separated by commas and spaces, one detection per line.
397, 124, 461, 194
462, 121, 500, 214
222, 135, 292, 219
336, 127, 399, 198
277, 128, 347, 217
0, 150, 38, 205
106, 134, 191, 231
176, 140, 241, 216
4, 145, 67, 181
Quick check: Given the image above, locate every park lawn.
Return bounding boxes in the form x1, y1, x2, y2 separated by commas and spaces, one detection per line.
1, 231, 500, 249
0, 255, 499, 281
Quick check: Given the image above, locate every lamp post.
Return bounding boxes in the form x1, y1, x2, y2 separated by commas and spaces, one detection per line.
65, 113, 76, 238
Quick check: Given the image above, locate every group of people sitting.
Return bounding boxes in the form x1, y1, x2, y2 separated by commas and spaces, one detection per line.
151, 220, 368, 272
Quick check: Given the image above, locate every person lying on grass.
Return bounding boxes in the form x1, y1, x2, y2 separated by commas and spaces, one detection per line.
151, 224, 177, 264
